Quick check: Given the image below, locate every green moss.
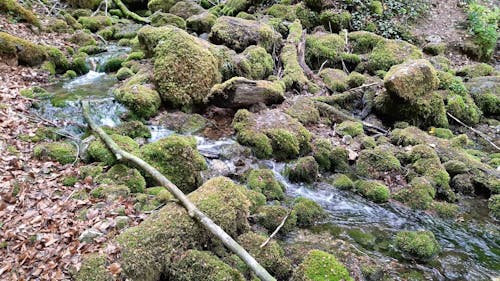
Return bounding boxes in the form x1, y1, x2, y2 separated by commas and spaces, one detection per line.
305, 32, 345, 69
247, 169, 285, 201
295, 3, 319, 29
150, 12, 186, 28
347, 31, 385, 54
69, 31, 96, 46
319, 9, 351, 32
237, 232, 293, 280
394, 230, 440, 260
356, 146, 401, 178
346, 71, 365, 88
423, 43, 446, 56
20, 86, 51, 99
267, 4, 297, 21
114, 121, 151, 139
71, 52, 90, 75
34, 142, 77, 165
394, 177, 435, 210
73, 253, 112, 281
139, 135, 206, 193
319, 68, 348, 92
333, 174, 354, 190
293, 197, 325, 227
0, 0, 40, 27
236, 45, 274, 80
443, 160, 468, 176
429, 127, 453, 139
115, 67, 133, 81
336, 120, 363, 137
466, 3, 498, 61
292, 250, 353, 281
488, 194, 500, 220
126, 51, 145, 61
366, 40, 423, 73
169, 250, 245, 280
256, 205, 297, 234
62, 176, 78, 186
99, 56, 125, 73
88, 134, 139, 166
458, 63, 495, 79
186, 11, 217, 33
78, 16, 112, 32
80, 164, 104, 179
312, 138, 334, 171
0, 32, 47, 66
79, 45, 106, 55
267, 129, 300, 160
287, 156, 319, 184
114, 84, 161, 119
354, 180, 390, 203
98, 164, 146, 193
431, 202, 459, 218
446, 94, 482, 125
287, 97, 320, 125
348, 228, 377, 249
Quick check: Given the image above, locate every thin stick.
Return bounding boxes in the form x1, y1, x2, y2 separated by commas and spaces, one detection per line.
447, 112, 500, 151
70, 140, 80, 166
317, 60, 328, 74
81, 100, 276, 281
297, 29, 331, 94
260, 211, 290, 248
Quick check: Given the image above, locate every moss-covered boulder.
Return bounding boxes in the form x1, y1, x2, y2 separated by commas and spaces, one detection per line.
169, 250, 246, 280
291, 250, 353, 281
293, 197, 325, 227
237, 232, 293, 280
374, 59, 448, 128
69, 30, 97, 46
114, 72, 161, 118
155, 111, 207, 134
232, 109, 312, 159
87, 134, 139, 166
234, 45, 274, 80
305, 31, 349, 69
312, 139, 349, 172
466, 76, 500, 116
209, 16, 282, 52
366, 39, 423, 73
67, 0, 102, 9
394, 230, 440, 261
356, 146, 401, 178
97, 164, 146, 193
319, 68, 348, 92
139, 135, 206, 193
150, 11, 186, 28
152, 26, 221, 109
34, 142, 77, 165
78, 16, 112, 32
354, 180, 390, 203
0, 32, 47, 66
169, 1, 204, 19
186, 11, 217, 33
347, 31, 385, 54
287, 156, 319, 184
247, 169, 285, 201
256, 205, 297, 234
287, 97, 320, 125
73, 253, 112, 281
393, 177, 435, 210
0, 0, 40, 26
456, 63, 495, 79
336, 120, 364, 137
488, 194, 500, 220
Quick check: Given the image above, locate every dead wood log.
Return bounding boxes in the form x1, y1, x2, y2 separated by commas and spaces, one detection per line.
81, 100, 276, 281
112, 0, 150, 23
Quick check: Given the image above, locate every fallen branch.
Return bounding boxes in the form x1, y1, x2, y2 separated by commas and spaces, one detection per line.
297, 29, 331, 95
314, 101, 388, 134
260, 211, 290, 248
112, 0, 150, 23
81, 100, 275, 281
447, 112, 500, 151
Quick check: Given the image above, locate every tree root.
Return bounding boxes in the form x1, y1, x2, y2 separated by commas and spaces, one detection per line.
112, 0, 150, 23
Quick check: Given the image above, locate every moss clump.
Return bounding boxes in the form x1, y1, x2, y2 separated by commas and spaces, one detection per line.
312, 138, 335, 172
292, 250, 353, 281
366, 39, 423, 73
431, 202, 459, 218
267, 129, 301, 160
78, 45, 106, 55
115, 67, 133, 81
186, 11, 217, 34
237, 232, 293, 280
73, 253, 112, 281
336, 120, 364, 137
266, 4, 297, 21
446, 94, 482, 125
287, 97, 320, 125
305, 32, 346, 69
394, 230, 440, 261
443, 160, 468, 177
69, 31, 96, 47
0, 0, 40, 27
70, 52, 90, 75
63, 70, 77, 79
80, 164, 104, 179
319, 68, 348, 92
114, 83, 161, 119
287, 156, 319, 184
354, 180, 390, 203
99, 56, 125, 73
429, 127, 453, 139
98, 164, 146, 193
293, 197, 325, 227
236, 45, 274, 80
20, 86, 51, 99
62, 176, 78, 186
356, 146, 401, 178
0, 32, 47, 66
332, 174, 354, 190
319, 9, 351, 33
466, 76, 500, 116
88, 134, 139, 166
150, 12, 186, 28
78, 16, 112, 32
347, 228, 377, 249
148, 0, 178, 12
423, 43, 446, 56
394, 177, 435, 210
114, 121, 151, 139
347, 31, 385, 54
256, 205, 298, 234
346, 71, 366, 88
247, 169, 285, 201
139, 135, 206, 193
153, 26, 221, 108
168, 250, 245, 280
488, 194, 500, 220
456, 63, 494, 79
34, 142, 77, 165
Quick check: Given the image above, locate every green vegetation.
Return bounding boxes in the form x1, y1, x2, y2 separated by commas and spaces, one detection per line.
34, 142, 77, 165
247, 169, 285, 201
287, 156, 319, 184
354, 180, 390, 203
293, 197, 325, 227
466, 3, 499, 61
292, 250, 353, 281
394, 230, 440, 260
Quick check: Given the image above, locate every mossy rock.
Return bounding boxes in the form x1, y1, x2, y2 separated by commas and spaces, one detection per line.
336, 120, 363, 137
466, 76, 500, 116
152, 26, 221, 109
366, 39, 423, 73
69, 30, 97, 46
34, 142, 77, 165
354, 180, 390, 203
67, 0, 102, 9
431, 201, 459, 218
456, 63, 495, 79
443, 160, 468, 177
20, 86, 52, 99
0, 0, 40, 26
139, 135, 206, 193
0, 32, 47, 66
332, 174, 354, 190
79, 45, 106, 55
237, 232, 293, 280
266, 4, 298, 21
169, 1, 204, 19
256, 205, 298, 234
306, 32, 347, 69
116, 67, 134, 81
70, 52, 90, 75
293, 197, 325, 227
99, 56, 126, 73
319, 68, 348, 92
168, 250, 245, 280
148, 0, 179, 12
393, 177, 435, 210
114, 82, 161, 119
347, 31, 385, 54
186, 11, 217, 33
247, 169, 285, 201
319, 9, 351, 32
356, 146, 401, 178
79, 163, 105, 180
87, 134, 139, 166
150, 12, 186, 28
445, 93, 482, 125
78, 16, 113, 32
287, 156, 319, 184
97, 164, 146, 193
114, 121, 151, 139
394, 230, 440, 261
110, 177, 250, 281
287, 97, 320, 125
156, 111, 207, 134
233, 109, 312, 160
209, 16, 282, 52
291, 249, 353, 281
488, 194, 500, 220
347, 228, 377, 249
235, 45, 274, 80
73, 253, 112, 281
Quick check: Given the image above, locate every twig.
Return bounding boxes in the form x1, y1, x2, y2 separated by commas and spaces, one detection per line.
317, 60, 328, 74
95, 33, 107, 44
447, 112, 500, 151
70, 140, 80, 166
260, 211, 290, 248
92, 1, 104, 16
36, 0, 51, 14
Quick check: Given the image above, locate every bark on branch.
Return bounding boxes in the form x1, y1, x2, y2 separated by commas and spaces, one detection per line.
112, 0, 150, 23
81, 100, 276, 281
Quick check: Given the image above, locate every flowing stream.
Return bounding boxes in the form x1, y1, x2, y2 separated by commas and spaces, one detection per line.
33, 45, 500, 281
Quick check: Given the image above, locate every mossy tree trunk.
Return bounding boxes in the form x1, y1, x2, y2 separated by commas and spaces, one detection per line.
81, 100, 276, 281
